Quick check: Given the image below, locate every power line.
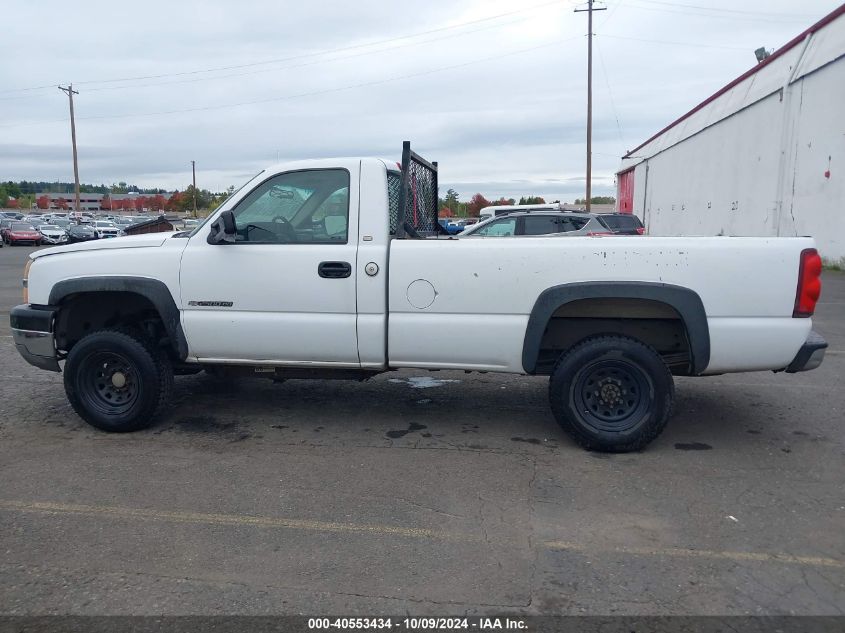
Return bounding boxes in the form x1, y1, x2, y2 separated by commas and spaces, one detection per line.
85, 14, 546, 94
0, 14, 539, 101
2, 0, 570, 95
613, 0, 817, 24
598, 0, 624, 29
0, 37, 577, 130
594, 38, 625, 147
623, 0, 817, 19
598, 33, 748, 51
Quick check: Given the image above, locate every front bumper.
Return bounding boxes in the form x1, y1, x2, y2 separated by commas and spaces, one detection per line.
785, 330, 828, 373
10, 304, 60, 372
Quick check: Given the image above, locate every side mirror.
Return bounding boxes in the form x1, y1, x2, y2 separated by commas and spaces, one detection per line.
206, 210, 236, 245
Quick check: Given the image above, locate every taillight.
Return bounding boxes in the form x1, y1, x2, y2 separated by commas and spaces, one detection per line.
793, 248, 822, 317
636, 227, 646, 235
587, 231, 613, 236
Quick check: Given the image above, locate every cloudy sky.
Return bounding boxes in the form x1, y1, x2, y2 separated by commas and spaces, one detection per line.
2, 0, 840, 201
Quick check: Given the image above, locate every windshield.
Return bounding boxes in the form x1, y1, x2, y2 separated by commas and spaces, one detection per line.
39, 225, 60, 230
11, 223, 34, 230
188, 170, 265, 237
96, 222, 115, 227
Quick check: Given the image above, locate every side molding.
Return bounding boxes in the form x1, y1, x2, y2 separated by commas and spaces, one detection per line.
48, 276, 188, 360
522, 282, 710, 375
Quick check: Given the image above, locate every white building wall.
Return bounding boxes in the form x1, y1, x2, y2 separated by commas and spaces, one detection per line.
621, 9, 845, 264
787, 61, 845, 260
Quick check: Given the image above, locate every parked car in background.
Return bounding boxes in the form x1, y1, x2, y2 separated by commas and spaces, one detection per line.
1, 211, 25, 220
181, 219, 199, 230
478, 203, 562, 221
438, 218, 464, 235
460, 212, 611, 237
0, 218, 14, 241
112, 217, 136, 228
4, 222, 41, 245
51, 218, 73, 231
66, 224, 98, 243
598, 213, 646, 235
92, 220, 121, 238
36, 224, 69, 245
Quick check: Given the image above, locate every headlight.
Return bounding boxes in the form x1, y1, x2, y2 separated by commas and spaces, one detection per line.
23, 258, 32, 303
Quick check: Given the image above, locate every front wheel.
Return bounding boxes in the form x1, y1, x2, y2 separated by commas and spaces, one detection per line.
64, 330, 173, 432
549, 335, 674, 452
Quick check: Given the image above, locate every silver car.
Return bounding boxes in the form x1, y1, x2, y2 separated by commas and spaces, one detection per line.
36, 224, 69, 245
459, 212, 612, 237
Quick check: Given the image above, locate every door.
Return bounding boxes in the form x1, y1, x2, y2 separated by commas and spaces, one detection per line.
617, 168, 634, 213
179, 167, 360, 365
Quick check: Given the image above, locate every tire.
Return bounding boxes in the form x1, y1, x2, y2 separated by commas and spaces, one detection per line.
64, 329, 173, 432
549, 335, 674, 453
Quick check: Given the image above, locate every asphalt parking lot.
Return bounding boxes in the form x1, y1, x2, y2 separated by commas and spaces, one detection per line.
0, 243, 843, 616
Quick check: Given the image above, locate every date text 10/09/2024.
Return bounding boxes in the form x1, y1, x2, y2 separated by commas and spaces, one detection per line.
307, 618, 528, 630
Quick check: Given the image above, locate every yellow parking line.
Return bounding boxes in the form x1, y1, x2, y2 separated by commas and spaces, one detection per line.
543, 540, 845, 569
0, 499, 464, 541
2, 500, 842, 569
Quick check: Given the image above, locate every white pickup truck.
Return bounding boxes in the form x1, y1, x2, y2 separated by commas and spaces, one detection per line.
10, 143, 827, 452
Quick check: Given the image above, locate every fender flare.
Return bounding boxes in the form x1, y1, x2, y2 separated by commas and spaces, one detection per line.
522, 281, 710, 375
48, 276, 188, 360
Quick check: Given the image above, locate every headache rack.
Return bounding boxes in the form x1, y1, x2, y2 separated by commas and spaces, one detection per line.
392, 141, 447, 238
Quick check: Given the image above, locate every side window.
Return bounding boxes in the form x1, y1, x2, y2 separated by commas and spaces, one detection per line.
559, 217, 589, 232
522, 216, 560, 235
473, 218, 517, 237
231, 169, 349, 244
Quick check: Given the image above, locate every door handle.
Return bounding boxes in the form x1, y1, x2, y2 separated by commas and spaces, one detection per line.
318, 261, 352, 278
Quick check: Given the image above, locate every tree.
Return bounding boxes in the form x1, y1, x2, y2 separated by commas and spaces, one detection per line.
149, 194, 166, 213
518, 196, 546, 205
37, 195, 50, 209
466, 193, 491, 216
4, 181, 22, 199
100, 195, 112, 211
439, 207, 454, 218
444, 189, 459, 211
166, 191, 184, 213
55, 197, 68, 210
574, 196, 616, 205
490, 197, 515, 207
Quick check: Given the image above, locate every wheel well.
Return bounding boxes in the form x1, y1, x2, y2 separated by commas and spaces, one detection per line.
54, 291, 174, 358
534, 298, 694, 375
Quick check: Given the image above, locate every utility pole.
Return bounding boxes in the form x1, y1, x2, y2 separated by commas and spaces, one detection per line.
574, 0, 605, 212
57, 85, 81, 215
191, 160, 198, 218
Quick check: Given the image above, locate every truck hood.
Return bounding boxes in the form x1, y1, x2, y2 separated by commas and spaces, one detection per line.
30, 232, 178, 259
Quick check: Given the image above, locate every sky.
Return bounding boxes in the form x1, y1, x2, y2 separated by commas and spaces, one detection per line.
1, 0, 841, 202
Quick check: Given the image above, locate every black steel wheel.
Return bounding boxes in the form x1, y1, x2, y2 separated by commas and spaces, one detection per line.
549, 335, 674, 452
64, 330, 173, 432
77, 351, 140, 416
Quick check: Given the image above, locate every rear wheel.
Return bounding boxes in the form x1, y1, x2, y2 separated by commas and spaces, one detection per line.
64, 329, 173, 432
549, 335, 674, 452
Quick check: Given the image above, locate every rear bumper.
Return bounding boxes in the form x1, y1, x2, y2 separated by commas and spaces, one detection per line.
785, 330, 827, 373
10, 304, 61, 372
